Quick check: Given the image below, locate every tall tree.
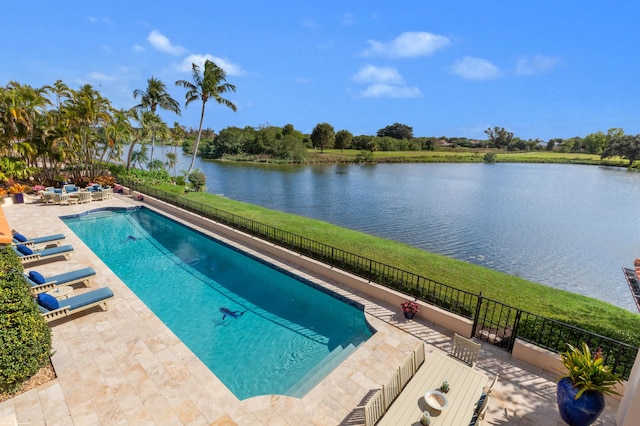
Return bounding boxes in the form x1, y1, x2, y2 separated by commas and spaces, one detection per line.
133, 77, 181, 162
485, 127, 514, 150
377, 123, 413, 139
335, 129, 353, 152
310, 122, 335, 153
601, 134, 640, 166
63, 84, 112, 178
175, 60, 237, 174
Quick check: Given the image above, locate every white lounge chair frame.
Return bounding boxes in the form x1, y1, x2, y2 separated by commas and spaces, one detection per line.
16, 246, 74, 265
42, 298, 111, 323
450, 333, 481, 367
28, 271, 94, 294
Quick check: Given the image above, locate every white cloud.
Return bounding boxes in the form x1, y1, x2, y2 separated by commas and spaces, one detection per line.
516, 54, 559, 76
147, 30, 185, 55
351, 65, 421, 98
352, 65, 404, 84
179, 54, 246, 76
360, 84, 422, 98
87, 72, 116, 81
452, 57, 501, 80
363, 31, 450, 58
132, 44, 145, 52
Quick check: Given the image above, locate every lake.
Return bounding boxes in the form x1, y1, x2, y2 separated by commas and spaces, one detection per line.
135, 146, 640, 311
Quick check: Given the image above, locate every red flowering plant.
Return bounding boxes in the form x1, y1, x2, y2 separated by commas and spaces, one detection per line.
401, 300, 420, 314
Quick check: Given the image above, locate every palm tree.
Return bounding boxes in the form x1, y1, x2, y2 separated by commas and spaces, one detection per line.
102, 108, 134, 166
63, 84, 112, 179
127, 110, 169, 170
165, 152, 178, 176
133, 77, 181, 162
175, 60, 237, 174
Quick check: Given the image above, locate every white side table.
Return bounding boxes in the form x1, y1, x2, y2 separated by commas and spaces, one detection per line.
47, 285, 74, 300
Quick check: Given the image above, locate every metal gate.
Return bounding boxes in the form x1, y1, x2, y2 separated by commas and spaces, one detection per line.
472, 294, 521, 352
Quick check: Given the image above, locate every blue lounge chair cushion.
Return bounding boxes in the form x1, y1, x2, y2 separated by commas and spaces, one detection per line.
17, 244, 33, 255
39, 245, 73, 257
30, 233, 65, 245
62, 287, 114, 310
54, 189, 62, 194
29, 271, 46, 284
13, 233, 27, 242
38, 293, 60, 310
51, 267, 95, 283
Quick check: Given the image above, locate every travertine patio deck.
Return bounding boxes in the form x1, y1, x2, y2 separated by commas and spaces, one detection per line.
0, 194, 620, 425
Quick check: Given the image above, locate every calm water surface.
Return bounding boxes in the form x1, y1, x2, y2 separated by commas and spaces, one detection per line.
150, 148, 640, 311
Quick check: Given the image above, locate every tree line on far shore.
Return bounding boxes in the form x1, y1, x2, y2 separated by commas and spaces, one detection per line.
3, 66, 640, 188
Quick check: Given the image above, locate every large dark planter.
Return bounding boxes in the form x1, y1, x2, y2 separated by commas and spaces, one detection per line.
403, 311, 415, 319
12, 193, 24, 204
557, 377, 605, 426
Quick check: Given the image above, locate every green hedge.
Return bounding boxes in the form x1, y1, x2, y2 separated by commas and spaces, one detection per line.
0, 246, 52, 393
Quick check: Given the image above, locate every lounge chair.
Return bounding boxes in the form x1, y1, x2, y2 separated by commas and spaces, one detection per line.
12, 231, 65, 248
24, 266, 95, 294
13, 244, 74, 265
37, 287, 114, 323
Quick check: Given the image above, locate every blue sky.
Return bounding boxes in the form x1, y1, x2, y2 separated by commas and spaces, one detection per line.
3, 1, 640, 141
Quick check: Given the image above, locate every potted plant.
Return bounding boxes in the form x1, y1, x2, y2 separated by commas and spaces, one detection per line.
401, 300, 419, 319
0, 188, 7, 205
556, 342, 623, 426
8, 183, 29, 204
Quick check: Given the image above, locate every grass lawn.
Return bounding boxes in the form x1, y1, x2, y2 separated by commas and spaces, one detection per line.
311, 149, 629, 166
156, 185, 640, 345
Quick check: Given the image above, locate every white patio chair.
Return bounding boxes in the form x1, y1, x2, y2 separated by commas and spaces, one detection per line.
450, 333, 481, 367
77, 191, 92, 204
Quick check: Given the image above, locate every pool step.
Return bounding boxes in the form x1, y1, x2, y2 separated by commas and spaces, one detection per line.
286, 334, 364, 398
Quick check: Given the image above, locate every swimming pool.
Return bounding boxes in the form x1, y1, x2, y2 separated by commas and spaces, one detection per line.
62, 207, 373, 400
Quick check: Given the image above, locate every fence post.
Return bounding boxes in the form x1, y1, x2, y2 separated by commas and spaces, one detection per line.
471, 292, 483, 338
508, 310, 522, 352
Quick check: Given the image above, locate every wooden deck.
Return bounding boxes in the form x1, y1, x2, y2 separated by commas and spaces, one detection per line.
377, 350, 487, 426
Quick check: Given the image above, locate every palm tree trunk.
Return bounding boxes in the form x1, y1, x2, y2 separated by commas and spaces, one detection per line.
150, 134, 155, 163
186, 102, 206, 175
126, 140, 137, 170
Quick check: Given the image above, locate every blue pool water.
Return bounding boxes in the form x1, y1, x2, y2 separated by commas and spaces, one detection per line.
62, 207, 372, 400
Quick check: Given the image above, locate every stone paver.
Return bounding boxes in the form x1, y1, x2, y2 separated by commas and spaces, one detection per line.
0, 193, 620, 425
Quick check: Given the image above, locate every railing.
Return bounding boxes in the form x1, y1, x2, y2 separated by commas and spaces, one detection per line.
473, 296, 638, 378
123, 179, 639, 379
363, 343, 425, 426
517, 310, 638, 378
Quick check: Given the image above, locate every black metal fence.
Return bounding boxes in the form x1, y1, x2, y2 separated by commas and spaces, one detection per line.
122, 179, 638, 379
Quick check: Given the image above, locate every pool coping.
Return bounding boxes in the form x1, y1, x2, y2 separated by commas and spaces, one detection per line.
60, 205, 376, 400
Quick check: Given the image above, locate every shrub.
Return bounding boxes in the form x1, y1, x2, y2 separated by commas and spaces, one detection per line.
356, 150, 374, 163
93, 175, 116, 187
72, 176, 92, 188
188, 170, 207, 192
0, 247, 51, 393
483, 152, 497, 163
